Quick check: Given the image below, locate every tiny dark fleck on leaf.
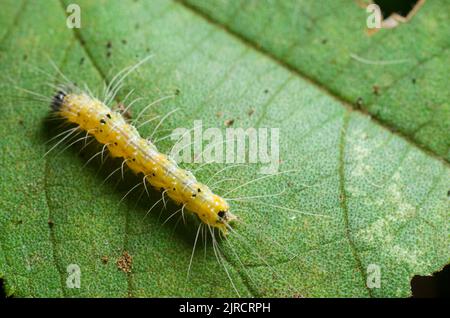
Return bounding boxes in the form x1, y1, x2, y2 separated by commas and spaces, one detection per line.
264, 89, 269, 94
121, 39, 127, 45
355, 97, 364, 109
321, 39, 328, 44
80, 57, 85, 65
106, 41, 112, 49
116, 103, 132, 120
372, 85, 380, 95
101, 255, 109, 264
224, 119, 234, 127
412, 78, 416, 84
48, 219, 54, 228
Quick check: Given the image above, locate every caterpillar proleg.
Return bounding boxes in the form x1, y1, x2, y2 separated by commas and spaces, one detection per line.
50, 89, 237, 235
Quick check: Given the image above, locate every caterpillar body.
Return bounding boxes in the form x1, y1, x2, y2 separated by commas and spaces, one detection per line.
51, 90, 236, 235
18, 55, 321, 297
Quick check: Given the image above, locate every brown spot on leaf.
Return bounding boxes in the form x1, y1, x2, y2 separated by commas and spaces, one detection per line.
372, 85, 380, 95
117, 251, 132, 273
224, 119, 234, 127
115, 103, 133, 120
101, 255, 109, 264
355, 97, 364, 109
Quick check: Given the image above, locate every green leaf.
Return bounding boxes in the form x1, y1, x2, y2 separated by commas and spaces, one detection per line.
184, 0, 450, 162
0, 0, 448, 297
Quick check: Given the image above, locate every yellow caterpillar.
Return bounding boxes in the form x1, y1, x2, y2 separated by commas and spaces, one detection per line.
17, 57, 316, 296
51, 91, 236, 235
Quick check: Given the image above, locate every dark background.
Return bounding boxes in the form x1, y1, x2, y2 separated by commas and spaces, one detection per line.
374, 0, 421, 19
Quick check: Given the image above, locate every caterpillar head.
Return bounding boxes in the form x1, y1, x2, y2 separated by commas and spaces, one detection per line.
210, 194, 237, 235
190, 192, 236, 236
51, 90, 67, 111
